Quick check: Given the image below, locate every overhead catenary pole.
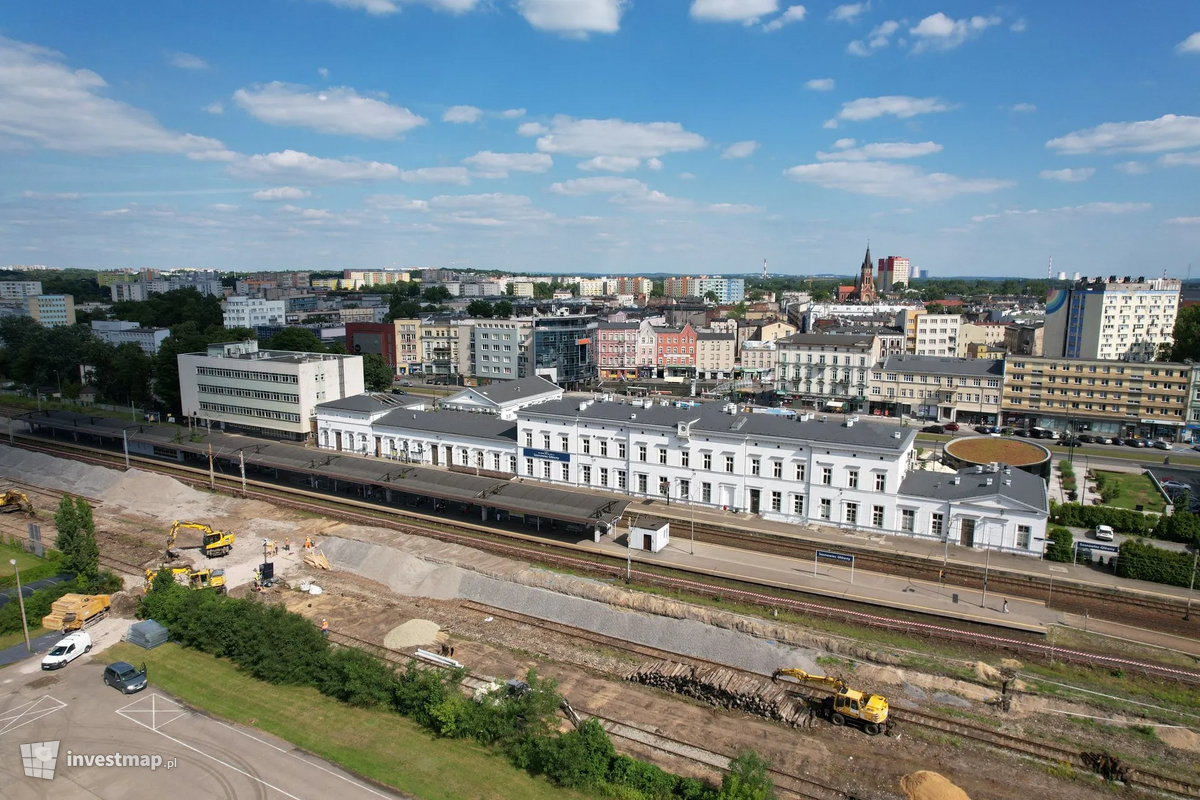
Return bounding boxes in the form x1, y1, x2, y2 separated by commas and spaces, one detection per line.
980, 545, 991, 609
239, 450, 247, 496
123, 429, 130, 468
9, 559, 30, 652
208, 444, 215, 490
1186, 547, 1198, 621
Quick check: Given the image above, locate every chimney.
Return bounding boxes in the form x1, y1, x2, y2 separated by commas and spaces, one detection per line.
952, 476, 960, 485
986, 478, 993, 486
893, 431, 901, 439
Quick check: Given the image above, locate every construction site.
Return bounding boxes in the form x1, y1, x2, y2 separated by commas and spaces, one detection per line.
3, 440, 1200, 800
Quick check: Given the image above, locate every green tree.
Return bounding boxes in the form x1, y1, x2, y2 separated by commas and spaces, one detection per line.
153, 323, 257, 415
466, 300, 495, 318
1167, 305, 1200, 362
493, 300, 514, 319
268, 328, 325, 353
104, 343, 153, 405
54, 494, 79, 553
925, 302, 946, 315
68, 497, 100, 585
719, 751, 776, 800
891, 281, 907, 291
1045, 527, 1074, 562
422, 285, 453, 303
532, 282, 554, 299
112, 287, 224, 329
704, 291, 720, 303
649, 281, 665, 298
362, 353, 393, 391
727, 302, 748, 319
385, 300, 422, 322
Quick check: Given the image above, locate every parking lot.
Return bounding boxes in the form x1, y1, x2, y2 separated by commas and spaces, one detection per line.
1, 658, 407, 800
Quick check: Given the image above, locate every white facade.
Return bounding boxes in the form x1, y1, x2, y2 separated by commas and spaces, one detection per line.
914, 314, 962, 356
695, 276, 745, 304
90, 320, 170, 354
178, 340, 365, 439
775, 334, 879, 410
739, 340, 776, 378
0, 281, 41, 299
578, 279, 607, 297
696, 333, 736, 379
223, 296, 286, 329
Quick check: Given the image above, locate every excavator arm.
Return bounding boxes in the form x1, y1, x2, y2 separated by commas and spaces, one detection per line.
771, 668, 847, 692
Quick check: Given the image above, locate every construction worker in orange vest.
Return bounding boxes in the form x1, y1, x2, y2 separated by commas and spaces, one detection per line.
321, 619, 329, 638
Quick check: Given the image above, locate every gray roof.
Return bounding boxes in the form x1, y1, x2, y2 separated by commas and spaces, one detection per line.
316, 393, 407, 414
900, 466, 1047, 513
461, 375, 562, 406
597, 321, 639, 330
522, 398, 916, 452
697, 332, 735, 341
375, 408, 518, 442
880, 354, 1004, 378
778, 333, 876, 347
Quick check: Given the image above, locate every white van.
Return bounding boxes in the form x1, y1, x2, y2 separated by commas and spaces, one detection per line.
1094, 525, 1115, 542
41, 631, 92, 670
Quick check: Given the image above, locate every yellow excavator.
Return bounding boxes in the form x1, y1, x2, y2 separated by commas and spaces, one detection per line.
772, 668, 891, 736
0, 490, 33, 515
143, 566, 226, 594
167, 520, 235, 559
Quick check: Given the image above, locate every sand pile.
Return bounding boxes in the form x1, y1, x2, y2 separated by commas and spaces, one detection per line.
900, 771, 971, 800
0, 444, 123, 498
320, 536, 464, 599
385, 619, 443, 650
1157, 726, 1200, 752
104, 469, 229, 519
973, 661, 1001, 682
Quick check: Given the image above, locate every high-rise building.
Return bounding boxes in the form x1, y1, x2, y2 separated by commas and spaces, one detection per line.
223, 296, 286, 328
0, 281, 42, 300
876, 256, 910, 292
27, 294, 75, 327
1044, 276, 1180, 362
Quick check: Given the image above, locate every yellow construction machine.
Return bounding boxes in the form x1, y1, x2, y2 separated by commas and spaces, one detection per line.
0, 489, 33, 515
167, 520, 235, 559
143, 566, 226, 594
772, 668, 891, 736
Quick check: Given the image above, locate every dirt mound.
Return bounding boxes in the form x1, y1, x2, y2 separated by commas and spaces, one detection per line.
384, 619, 443, 650
973, 661, 1001, 682
900, 771, 971, 800
999, 658, 1023, 670
108, 590, 139, 618
1157, 726, 1200, 752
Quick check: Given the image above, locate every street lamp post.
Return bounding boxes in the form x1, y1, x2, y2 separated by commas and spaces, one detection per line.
1186, 547, 1198, 621
9, 559, 31, 652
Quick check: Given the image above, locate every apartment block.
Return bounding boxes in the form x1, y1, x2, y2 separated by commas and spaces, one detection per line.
1044, 276, 1180, 362
869, 355, 1003, 425
27, 294, 75, 327
0, 281, 42, 300
775, 333, 879, 412
223, 296, 286, 328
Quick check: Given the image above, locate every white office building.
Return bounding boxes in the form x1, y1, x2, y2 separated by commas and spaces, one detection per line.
0, 281, 42, 300
90, 320, 170, 354
1044, 276, 1181, 362
223, 296, 286, 329
178, 340, 364, 439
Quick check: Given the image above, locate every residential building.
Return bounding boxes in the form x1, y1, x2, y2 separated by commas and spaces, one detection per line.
90, 320, 169, 355
472, 319, 531, 381
421, 316, 466, 376
343, 270, 410, 288
958, 322, 1008, 357
596, 321, 640, 379
236, 272, 311, 294
654, 322, 698, 378
223, 296, 286, 328
439, 375, 562, 419
577, 278, 607, 297
755, 321, 796, 342
1005, 324, 1044, 357
897, 309, 962, 356
0, 281, 41, 300
775, 333, 878, 412
1187, 364, 1200, 443
738, 340, 776, 380
664, 277, 696, 298
1002, 355, 1190, 441
696, 332, 736, 379
695, 276, 745, 304
1043, 276, 1180, 362
26, 294, 75, 327
512, 282, 535, 298
966, 342, 1006, 359
823, 325, 905, 359
460, 280, 503, 297
532, 315, 597, 387
869, 355, 1004, 425
345, 320, 423, 375
110, 281, 152, 302
876, 256, 911, 293
610, 276, 652, 295
178, 340, 365, 440
636, 319, 658, 377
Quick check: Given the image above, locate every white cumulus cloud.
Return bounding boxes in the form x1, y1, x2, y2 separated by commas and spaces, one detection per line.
0, 37, 231, 158
167, 51, 209, 70
501, 108, 526, 118
829, 2, 868, 22
1160, 151, 1200, 167
233, 82, 426, 139
516, 0, 626, 37
1039, 167, 1095, 182
518, 121, 549, 136
848, 19, 899, 56
251, 187, 312, 201
830, 95, 952, 126
1167, 216, 1200, 225
535, 115, 707, 158
461, 151, 553, 178
228, 150, 401, 184
1010, 103, 1036, 113
722, 140, 760, 159
647, 157, 663, 170
690, 0, 779, 24
443, 105, 483, 123
909, 13, 1001, 52
203, 102, 224, 115
401, 167, 471, 185
783, 160, 1011, 202
578, 156, 643, 172
1046, 114, 1200, 154
816, 141, 942, 161
804, 78, 835, 91
763, 5, 807, 32
320, 0, 481, 16
551, 176, 646, 195
1177, 32, 1200, 54
1115, 161, 1149, 175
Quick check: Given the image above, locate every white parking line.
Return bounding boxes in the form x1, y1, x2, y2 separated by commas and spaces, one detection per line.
0, 695, 67, 737
115, 693, 188, 731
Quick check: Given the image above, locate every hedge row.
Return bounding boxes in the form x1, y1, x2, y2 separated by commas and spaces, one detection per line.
1151, 510, 1200, 545
1050, 502, 1153, 536
0, 572, 121, 635
1116, 539, 1198, 588
139, 574, 770, 800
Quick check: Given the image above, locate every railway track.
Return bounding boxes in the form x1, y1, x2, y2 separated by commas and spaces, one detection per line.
8, 433, 1200, 687
457, 601, 1200, 800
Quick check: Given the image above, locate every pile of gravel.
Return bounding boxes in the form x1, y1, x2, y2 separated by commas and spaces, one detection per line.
321, 536, 463, 600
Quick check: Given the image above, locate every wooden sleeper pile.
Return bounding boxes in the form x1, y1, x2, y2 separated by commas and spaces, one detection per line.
625, 659, 815, 727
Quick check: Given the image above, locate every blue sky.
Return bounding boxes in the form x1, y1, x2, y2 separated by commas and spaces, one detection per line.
2, 1, 1200, 277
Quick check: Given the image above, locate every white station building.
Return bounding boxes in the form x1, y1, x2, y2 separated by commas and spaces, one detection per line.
315, 395, 1048, 554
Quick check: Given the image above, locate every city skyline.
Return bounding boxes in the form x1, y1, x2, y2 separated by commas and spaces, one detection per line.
2, 3, 1199, 276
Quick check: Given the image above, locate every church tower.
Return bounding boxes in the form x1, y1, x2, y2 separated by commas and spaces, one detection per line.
855, 244, 876, 302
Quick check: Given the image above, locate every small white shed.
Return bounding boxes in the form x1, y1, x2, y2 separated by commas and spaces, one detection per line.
629, 516, 670, 554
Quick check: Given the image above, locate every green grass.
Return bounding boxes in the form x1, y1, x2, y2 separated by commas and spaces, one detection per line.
105, 642, 587, 800
0, 626, 47, 653
1094, 470, 1166, 513
0, 542, 46, 574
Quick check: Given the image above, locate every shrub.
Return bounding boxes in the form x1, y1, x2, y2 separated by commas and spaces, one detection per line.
0, 578, 78, 634
1151, 510, 1200, 545
1045, 527, 1074, 562
1117, 539, 1199, 587
1059, 461, 1074, 477
719, 751, 776, 800
539, 718, 616, 789
1051, 503, 1153, 535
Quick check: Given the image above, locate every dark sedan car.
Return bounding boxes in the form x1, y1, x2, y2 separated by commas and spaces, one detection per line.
921, 425, 945, 434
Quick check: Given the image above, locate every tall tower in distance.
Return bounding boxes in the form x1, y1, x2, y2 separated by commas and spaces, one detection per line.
762, 258, 767, 279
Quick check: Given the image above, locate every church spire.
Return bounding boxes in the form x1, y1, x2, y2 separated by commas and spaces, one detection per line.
862, 241, 872, 271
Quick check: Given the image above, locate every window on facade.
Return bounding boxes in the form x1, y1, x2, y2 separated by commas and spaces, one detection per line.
618, 441, 626, 459
680, 478, 690, 499
659, 448, 668, 465
796, 463, 806, 481
725, 455, 735, 473
524, 432, 533, 447
599, 440, 608, 457
542, 461, 551, 479
580, 465, 591, 484
771, 491, 782, 512
638, 444, 647, 462
637, 474, 648, 493
847, 470, 859, 489
659, 476, 669, 497
618, 470, 627, 490
582, 438, 591, 455
751, 458, 761, 476
1017, 525, 1032, 548
901, 509, 915, 532
525, 457, 534, 475
931, 513, 944, 537
560, 435, 569, 452
704, 453, 712, 470
793, 495, 805, 516
819, 498, 832, 520
875, 473, 886, 492
702, 482, 712, 503
681, 451, 689, 468
772, 461, 783, 479
872, 505, 884, 527
844, 502, 859, 525
509, 455, 517, 473
542, 434, 551, 449
560, 463, 569, 481
822, 467, 832, 486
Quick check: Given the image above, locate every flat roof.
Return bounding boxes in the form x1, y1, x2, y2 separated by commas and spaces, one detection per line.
376, 409, 518, 442
316, 393, 407, 414
881, 355, 1004, 377
459, 375, 562, 406
777, 333, 876, 347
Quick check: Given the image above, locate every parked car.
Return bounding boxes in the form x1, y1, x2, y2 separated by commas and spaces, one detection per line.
1077, 434, 1095, 444
1000, 427, 1016, 436
1015, 428, 1031, 437
1095, 436, 1113, 445
41, 632, 91, 671
942, 422, 960, 432
1127, 438, 1146, 448
103, 661, 147, 694
1061, 437, 1084, 447
1153, 440, 1172, 451
1112, 437, 1127, 446
974, 425, 991, 434
1191, 443, 1200, 452
1094, 525, 1115, 542
1161, 480, 1189, 492
920, 425, 945, 434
